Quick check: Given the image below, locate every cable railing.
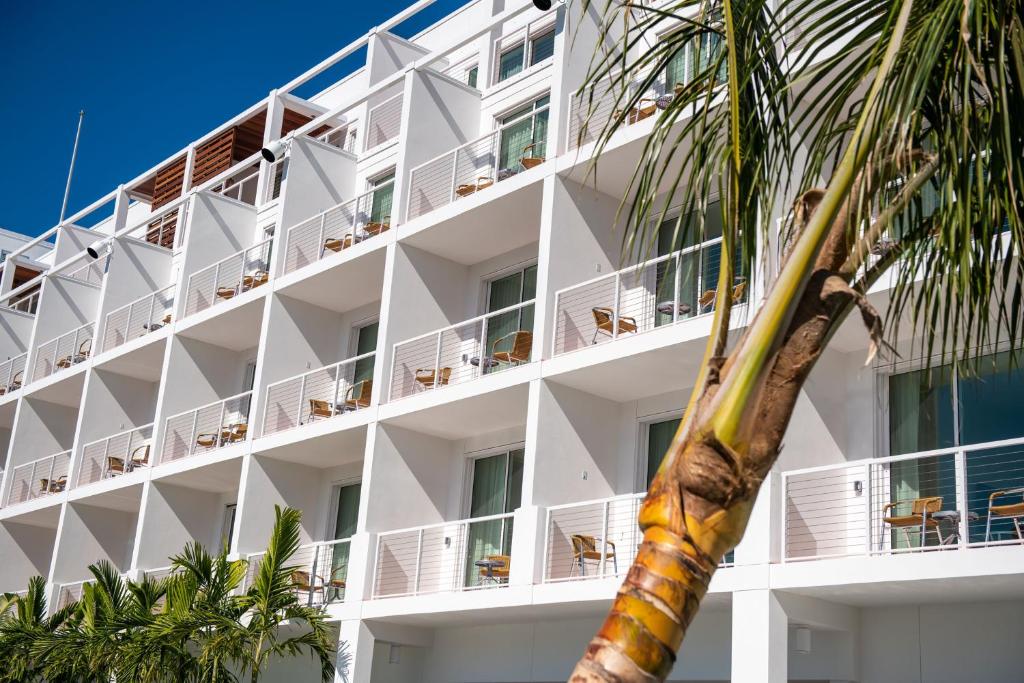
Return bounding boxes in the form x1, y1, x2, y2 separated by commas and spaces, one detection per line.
551, 238, 741, 356
262, 352, 375, 436
57, 579, 93, 610
101, 285, 175, 353
159, 391, 252, 464
405, 104, 550, 222
365, 92, 404, 150
388, 300, 535, 401
64, 258, 105, 286
9, 290, 40, 314
283, 181, 394, 275
76, 424, 154, 488
184, 238, 272, 318
244, 538, 352, 606
544, 493, 644, 582
781, 436, 1024, 562
4, 450, 72, 507
33, 322, 94, 381
372, 512, 515, 598
315, 124, 357, 153
0, 353, 27, 396
212, 167, 260, 206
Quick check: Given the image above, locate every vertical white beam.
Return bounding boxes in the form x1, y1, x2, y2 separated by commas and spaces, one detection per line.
732, 589, 788, 683
335, 619, 375, 683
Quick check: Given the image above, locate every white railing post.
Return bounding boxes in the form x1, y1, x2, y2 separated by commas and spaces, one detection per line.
599, 500, 610, 576
297, 374, 307, 426
413, 529, 424, 595
432, 331, 443, 389
779, 474, 788, 562
211, 262, 222, 306
46, 457, 55, 498
954, 449, 969, 548
308, 545, 320, 607
29, 461, 39, 501
672, 252, 682, 323
100, 438, 111, 482
188, 411, 200, 458
478, 315, 489, 379
217, 401, 227, 446
332, 363, 343, 413
448, 149, 460, 205
864, 462, 874, 555
317, 213, 327, 260
146, 291, 157, 329
612, 272, 622, 338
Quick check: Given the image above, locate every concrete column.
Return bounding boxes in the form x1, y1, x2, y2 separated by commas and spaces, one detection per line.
732, 589, 788, 683
335, 619, 375, 683
508, 503, 543, 585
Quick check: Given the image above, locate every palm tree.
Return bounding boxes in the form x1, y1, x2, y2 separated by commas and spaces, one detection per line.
568, 0, 1022, 680
0, 576, 75, 682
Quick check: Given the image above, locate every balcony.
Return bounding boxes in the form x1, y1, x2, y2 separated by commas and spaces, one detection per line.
245, 538, 352, 606
282, 180, 394, 275
183, 238, 272, 318
543, 493, 644, 582
551, 238, 737, 356
75, 424, 153, 488
211, 164, 260, 206
0, 353, 27, 395
262, 352, 375, 436
365, 91, 404, 151
101, 285, 175, 353
404, 103, 550, 222
9, 290, 40, 315
372, 512, 514, 598
782, 437, 1024, 562
388, 300, 535, 401
4, 450, 71, 506
63, 258, 105, 286
33, 322, 94, 381
159, 391, 252, 464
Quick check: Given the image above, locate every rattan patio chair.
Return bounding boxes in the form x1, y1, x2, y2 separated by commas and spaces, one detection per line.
56, 339, 92, 369
570, 534, 617, 577
882, 496, 944, 547
591, 307, 638, 343
344, 379, 373, 410
985, 487, 1024, 542
491, 331, 533, 366
0, 370, 23, 395
38, 475, 67, 494
520, 143, 544, 170
308, 399, 338, 422
415, 367, 452, 388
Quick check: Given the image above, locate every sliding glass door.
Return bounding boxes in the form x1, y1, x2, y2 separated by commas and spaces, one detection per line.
464, 449, 524, 587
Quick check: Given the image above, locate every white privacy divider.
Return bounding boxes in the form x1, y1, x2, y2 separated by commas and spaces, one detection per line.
365, 92, 404, 150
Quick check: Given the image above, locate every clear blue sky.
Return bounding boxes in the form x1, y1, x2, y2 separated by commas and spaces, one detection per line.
0, 0, 462, 236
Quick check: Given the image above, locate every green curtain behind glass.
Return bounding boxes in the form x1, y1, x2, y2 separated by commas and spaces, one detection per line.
485, 267, 535, 359
466, 453, 510, 587
530, 31, 555, 65
499, 98, 548, 172
330, 483, 361, 593
888, 366, 955, 455
498, 45, 524, 82
353, 322, 378, 384
665, 44, 688, 90
369, 173, 394, 224
647, 419, 680, 487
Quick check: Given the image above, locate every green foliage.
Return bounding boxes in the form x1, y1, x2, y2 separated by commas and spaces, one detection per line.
0, 506, 335, 683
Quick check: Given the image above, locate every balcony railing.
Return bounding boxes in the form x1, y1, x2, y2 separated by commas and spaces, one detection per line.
782, 437, 1024, 562
0, 353, 27, 395
64, 258, 105, 286
551, 238, 738, 356
262, 352, 375, 436
373, 512, 515, 598
283, 181, 394, 275
245, 538, 352, 606
76, 424, 154, 488
405, 104, 550, 222
33, 322, 94, 381
57, 580, 93, 610
365, 92, 404, 150
160, 391, 252, 464
212, 167, 260, 206
184, 238, 272, 318
101, 285, 175, 353
265, 158, 288, 203
125, 204, 181, 250
544, 493, 644, 582
4, 450, 72, 506
389, 300, 535, 401
9, 290, 40, 314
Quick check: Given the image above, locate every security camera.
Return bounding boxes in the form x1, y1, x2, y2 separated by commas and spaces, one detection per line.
533, 0, 553, 8
261, 138, 289, 163
86, 240, 109, 259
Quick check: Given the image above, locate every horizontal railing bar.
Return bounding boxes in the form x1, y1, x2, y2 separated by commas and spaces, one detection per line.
81, 423, 154, 449
376, 511, 514, 539
163, 390, 254, 423
393, 299, 536, 348
263, 351, 376, 391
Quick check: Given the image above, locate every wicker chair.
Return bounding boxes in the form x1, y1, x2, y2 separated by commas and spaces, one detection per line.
456, 177, 494, 198
491, 331, 533, 367
38, 476, 67, 494
882, 496, 944, 547
985, 487, 1024, 542
415, 367, 452, 389
242, 271, 270, 291
0, 370, 23, 395
307, 399, 338, 422
591, 307, 638, 344
56, 339, 92, 369
364, 216, 391, 235
570, 534, 617, 577
520, 143, 544, 170
479, 554, 511, 582
344, 380, 373, 410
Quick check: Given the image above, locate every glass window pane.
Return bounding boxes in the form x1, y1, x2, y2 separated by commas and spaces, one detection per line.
467, 65, 478, 88
665, 43, 688, 90
505, 449, 525, 512
530, 30, 555, 65
353, 322, 378, 383
958, 350, 1024, 444
498, 44, 524, 82
646, 418, 680, 487
888, 365, 955, 455
522, 265, 537, 301
498, 117, 533, 172
470, 454, 508, 517
333, 484, 361, 539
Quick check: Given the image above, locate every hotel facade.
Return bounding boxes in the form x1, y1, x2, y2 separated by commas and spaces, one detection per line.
1, 1, 1021, 681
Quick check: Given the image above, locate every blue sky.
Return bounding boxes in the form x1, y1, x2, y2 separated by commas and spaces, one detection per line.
0, 0, 462, 236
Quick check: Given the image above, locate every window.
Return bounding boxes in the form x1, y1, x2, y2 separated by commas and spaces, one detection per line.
645, 418, 680, 488
352, 321, 378, 384
465, 449, 524, 586
368, 171, 395, 227
494, 21, 556, 84
485, 265, 536, 360
221, 504, 237, 551
497, 95, 550, 175
326, 483, 360, 600
467, 65, 479, 88
661, 16, 726, 92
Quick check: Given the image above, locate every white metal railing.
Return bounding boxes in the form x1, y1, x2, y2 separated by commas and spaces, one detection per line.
782, 436, 1024, 562
373, 512, 515, 598
64, 258, 105, 286
184, 238, 272, 318
283, 181, 394, 274
316, 124, 357, 153
265, 158, 288, 202
262, 352, 375, 436
76, 424, 154, 488
389, 300, 535, 401
101, 285, 175, 353
405, 104, 550, 221
244, 538, 352, 606
0, 353, 27, 395
33, 322, 95, 381
159, 391, 252, 464
544, 494, 644, 582
365, 92, 404, 150
551, 238, 739, 356
4, 450, 72, 506
56, 580, 93, 610
9, 290, 40, 314
125, 203, 182, 251
213, 167, 260, 206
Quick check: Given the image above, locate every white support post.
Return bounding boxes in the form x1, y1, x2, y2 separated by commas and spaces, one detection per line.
865, 462, 874, 555
672, 252, 682, 323
732, 589, 788, 683
297, 374, 308, 426
954, 449, 969, 548
413, 528, 424, 595
432, 332, 443, 389
212, 262, 222, 306
188, 411, 200, 458
479, 316, 489, 378
612, 272, 622, 338
599, 499, 610, 576
448, 149, 460, 205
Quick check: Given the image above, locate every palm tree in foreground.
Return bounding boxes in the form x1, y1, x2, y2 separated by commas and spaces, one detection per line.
569, 0, 1022, 680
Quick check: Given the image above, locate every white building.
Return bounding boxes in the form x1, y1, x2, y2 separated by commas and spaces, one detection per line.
1, 1, 1022, 681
